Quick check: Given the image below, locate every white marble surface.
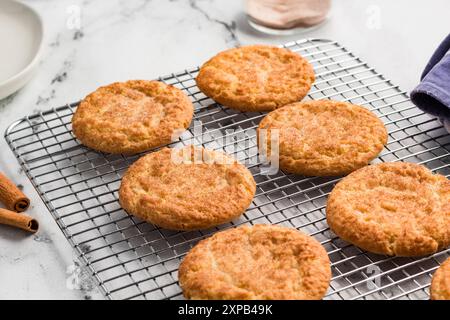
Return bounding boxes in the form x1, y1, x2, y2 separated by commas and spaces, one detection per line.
0, 0, 449, 299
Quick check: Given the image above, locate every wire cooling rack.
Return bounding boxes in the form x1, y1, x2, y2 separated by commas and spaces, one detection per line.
5, 39, 450, 300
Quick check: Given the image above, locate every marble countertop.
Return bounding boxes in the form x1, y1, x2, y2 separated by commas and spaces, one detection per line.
0, 0, 449, 299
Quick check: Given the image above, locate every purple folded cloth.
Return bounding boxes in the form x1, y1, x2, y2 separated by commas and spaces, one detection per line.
410, 33, 450, 132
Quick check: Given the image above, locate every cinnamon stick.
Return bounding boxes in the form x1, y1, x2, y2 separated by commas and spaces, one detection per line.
0, 172, 30, 212
0, 208, 39, 233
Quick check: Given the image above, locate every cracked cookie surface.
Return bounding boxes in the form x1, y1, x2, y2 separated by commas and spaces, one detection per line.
431, 257, 450, 300
326, 162, 450, 257
72, 80, 193, 154
179, 224, 331, 300
119, 145, 256, 230
257, 100, 388, 176
196, 45, 315, 111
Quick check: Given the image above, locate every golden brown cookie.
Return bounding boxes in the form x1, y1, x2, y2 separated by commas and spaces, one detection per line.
72, 80, 193, 154
431, 257, 450, 300
327, 162, 450, 257
119, 145, 256, 230
258, 100, 388, 176
179, 224, 331, 300
196, 45, 315, 111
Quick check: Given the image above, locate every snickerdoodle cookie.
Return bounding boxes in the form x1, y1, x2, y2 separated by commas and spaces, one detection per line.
327, 162, 450, 257
178, 224, 331, 300
72, 80, 193, 154
431, 257, 450, 300
119, 145, 256, 230
196, 45, 315, 111
257, 100, 388, 176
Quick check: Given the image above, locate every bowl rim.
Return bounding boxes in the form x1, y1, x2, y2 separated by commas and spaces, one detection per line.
0, 0, 44, 87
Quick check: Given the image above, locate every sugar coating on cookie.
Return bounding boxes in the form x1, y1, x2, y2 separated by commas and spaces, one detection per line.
119, 146, 256, 230
72, 80, 193, 154
431, 257, 450, 300
327, 162, 450, 257
196, 45, 315, 111
178, 224, 331, 300
257, 100, 388, 176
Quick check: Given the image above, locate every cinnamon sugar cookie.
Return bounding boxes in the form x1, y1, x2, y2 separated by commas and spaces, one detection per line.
431, 257, 450, 300
258, 100, 388, 176
72, 80, 193, 154
179, 224, 331, 300
327, 162, 450, 257
119, 146, 256, 230
196, 45, 315, 111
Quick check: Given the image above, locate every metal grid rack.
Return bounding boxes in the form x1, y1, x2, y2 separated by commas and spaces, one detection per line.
5, 39, 450, 300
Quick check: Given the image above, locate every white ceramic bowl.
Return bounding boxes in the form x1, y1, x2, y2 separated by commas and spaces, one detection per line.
0, 0, 43, 100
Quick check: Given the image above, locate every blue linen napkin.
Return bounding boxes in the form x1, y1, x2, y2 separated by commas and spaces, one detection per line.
410, 33, 450, 133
